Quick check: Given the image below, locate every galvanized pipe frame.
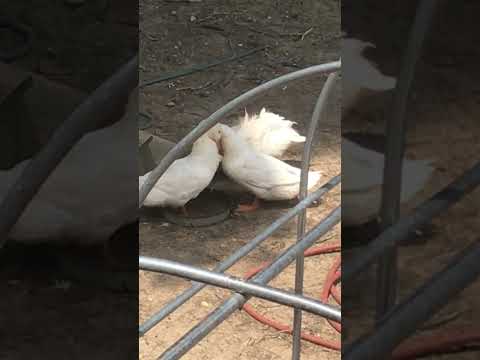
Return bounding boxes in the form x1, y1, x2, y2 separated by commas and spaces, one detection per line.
346, 0, 480, 358
344, 241, 480, 360
343, 159, 480, 282
342, 168, 480, 356
139, 64, 341, 359
0, 55, 139, 248
158, 207, 341, 360
138, 60, 341, 205
139, 174, 340, 336
292, 72, 339, 360
342, 161, 480, 358
377, 0, 439, 324
139, 254, 341, 322
139, 63, 341, 335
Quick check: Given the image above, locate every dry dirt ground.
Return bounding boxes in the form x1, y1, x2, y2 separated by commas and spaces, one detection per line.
139, 1, 341, 359
342, 1, 480, 358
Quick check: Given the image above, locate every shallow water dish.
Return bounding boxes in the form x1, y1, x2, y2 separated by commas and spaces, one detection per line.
163, 190, 232, 227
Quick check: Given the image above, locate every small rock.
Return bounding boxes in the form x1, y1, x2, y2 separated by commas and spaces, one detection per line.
166, 101, 175, 107
171, 10, 177, 15
201, 301, 210, 308
190, 15, 197, 22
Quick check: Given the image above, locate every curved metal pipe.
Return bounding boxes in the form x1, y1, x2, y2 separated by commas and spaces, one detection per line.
292, 72, 339, 359
158, 207, 341, 360
0, 55, 138, 248
139, 175, 340, 336
138, 60, 341, 206
139, 256, 341, 322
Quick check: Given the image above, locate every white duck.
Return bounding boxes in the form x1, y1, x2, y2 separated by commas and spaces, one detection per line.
342, 38, 397, 114
215, 124, 321, 212
2, 88, 138, 245
231, 108, 306, 158
139, 130, 222, 214
342, 137, 435, 226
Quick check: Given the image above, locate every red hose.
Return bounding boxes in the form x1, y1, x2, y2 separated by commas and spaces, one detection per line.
242, 243, 341, 351
241, 242, 480, 358
392, 327, 480, 359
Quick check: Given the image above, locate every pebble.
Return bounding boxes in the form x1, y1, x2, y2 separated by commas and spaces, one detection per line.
201, 301, 210, 308
166, 101, 175, 107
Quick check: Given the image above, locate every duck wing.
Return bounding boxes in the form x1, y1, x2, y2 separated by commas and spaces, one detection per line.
234, 109, 305, 157
236, 154, 303, 190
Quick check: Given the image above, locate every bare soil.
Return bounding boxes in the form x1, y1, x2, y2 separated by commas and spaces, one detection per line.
139, 1, 341, 359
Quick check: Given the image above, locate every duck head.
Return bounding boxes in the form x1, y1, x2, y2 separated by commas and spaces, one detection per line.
206, 124, 224, 156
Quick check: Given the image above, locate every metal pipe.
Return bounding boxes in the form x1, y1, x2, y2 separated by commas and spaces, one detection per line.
344, 241, 480, 360
343, 160, 480, 281
292, 72, 339, 360
158, 206, 341, 360
0, 56, 138, 248
377, 0, 439, 322
139, 61, 341, 206
139, 257, 341, 322
139, 175, 340, 336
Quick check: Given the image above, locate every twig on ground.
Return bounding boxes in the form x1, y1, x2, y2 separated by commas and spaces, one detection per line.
301, 27, 313, 41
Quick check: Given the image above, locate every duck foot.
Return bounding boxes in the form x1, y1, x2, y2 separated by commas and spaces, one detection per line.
235, 197, 261, 213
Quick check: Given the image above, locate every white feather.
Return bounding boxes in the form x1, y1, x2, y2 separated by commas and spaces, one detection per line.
139, 135, 222, 208
342, 38, 397, 113
2, 89, 139, 244
232, 108, 305, 158
342, 138, 435, 226
219, 124, 321, 200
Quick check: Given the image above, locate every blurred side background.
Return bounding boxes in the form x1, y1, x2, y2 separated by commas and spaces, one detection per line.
0, 1, 138, 359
